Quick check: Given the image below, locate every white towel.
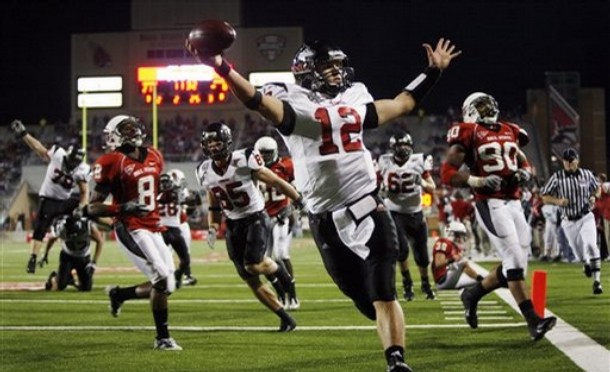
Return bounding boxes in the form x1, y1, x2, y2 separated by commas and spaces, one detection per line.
332, 207, 374, 260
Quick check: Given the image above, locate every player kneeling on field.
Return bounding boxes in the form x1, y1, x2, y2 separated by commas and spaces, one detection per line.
41, 215, 103, 291
431, 221, 483, 290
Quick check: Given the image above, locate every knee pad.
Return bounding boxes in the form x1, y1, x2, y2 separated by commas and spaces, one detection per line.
496, 265, 509, 288
153, 278, 168, 293
506, 268, 525, 282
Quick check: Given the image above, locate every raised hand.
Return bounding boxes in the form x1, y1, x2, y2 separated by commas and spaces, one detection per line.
423, 38, 462, 70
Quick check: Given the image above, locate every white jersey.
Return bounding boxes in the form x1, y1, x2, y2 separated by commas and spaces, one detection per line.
195, 148, 266, 220
158, 190, 182, 228
378, 152, 432, 214
262, 82, 377, 214
39, 146, 91, 200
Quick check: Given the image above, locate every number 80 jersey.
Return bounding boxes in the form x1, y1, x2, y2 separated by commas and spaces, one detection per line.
446, 121, 529, 200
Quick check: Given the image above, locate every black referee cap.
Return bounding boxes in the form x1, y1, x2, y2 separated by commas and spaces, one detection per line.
562, 148, 579, 161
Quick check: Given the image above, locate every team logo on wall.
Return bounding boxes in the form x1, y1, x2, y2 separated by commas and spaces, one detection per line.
256, 35, 286, 61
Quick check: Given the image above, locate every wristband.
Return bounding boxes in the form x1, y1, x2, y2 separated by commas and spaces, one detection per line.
467, 176, 485, 188
19, 130, 28, 138
403, 67, 441, 103
214, 59, 232, 78
208, 206, 222, 212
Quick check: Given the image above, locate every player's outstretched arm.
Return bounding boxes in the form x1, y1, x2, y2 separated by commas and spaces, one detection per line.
185, 42, 285, 125
375, 38, 462, 125
254, 167, 302, 204
11, 120, 51, 162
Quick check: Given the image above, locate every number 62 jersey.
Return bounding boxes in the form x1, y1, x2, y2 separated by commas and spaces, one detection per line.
377, 152, 432, 214
446, 121, 529, 200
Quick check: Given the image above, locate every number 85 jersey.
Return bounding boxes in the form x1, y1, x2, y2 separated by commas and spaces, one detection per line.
446, 121, 529, 200
195, 149, 265, 220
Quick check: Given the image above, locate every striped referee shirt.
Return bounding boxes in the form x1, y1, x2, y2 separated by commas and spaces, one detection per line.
541, 168, 599, 220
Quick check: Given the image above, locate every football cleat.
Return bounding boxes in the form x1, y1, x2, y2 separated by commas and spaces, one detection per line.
154, 337, 183, 351
593, 281, 603, 295
583, 264, 592, 278
106, 286, 123, 317
529, 316, 557, 341
182, 275, 198, 286
278, 315, 297, 332
287, 298, 300, 311
26, 255, 36, 274
45, 271, 57, 291
421, 281, 436, 300
460, 288, 478, 329
386, 355, 413, 372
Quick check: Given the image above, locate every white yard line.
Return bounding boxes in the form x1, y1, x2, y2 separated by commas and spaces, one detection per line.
471, 262, 610, 372
0, 323, 527, 332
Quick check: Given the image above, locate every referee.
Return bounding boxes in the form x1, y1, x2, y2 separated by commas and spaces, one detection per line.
541, 148, 603, 295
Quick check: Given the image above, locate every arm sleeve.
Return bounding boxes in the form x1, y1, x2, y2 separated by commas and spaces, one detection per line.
363, 102, 379, 129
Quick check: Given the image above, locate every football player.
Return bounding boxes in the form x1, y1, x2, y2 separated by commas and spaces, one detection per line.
42, 214, 103, 291
440, 92, 557, 340
10, 120, 90, 274
158, 173, 194, 289
187, 35, 460, 371
168, 168, 199, 286
81, 115, 182, 351
377, 132, 436, 301
431, 221, 483, 290
254, 136, 300, 310
196, 122, 303, 332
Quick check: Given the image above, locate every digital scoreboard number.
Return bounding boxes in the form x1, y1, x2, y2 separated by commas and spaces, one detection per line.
137, 65, 230, 106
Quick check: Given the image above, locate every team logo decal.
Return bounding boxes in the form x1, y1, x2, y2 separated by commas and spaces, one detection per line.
124, 164, 135, 176
256, 35, 286, 61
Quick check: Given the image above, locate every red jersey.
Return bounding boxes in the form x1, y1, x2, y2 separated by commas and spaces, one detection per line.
450, 199, 474, 221
432, 237, 462, 283
260, 157, 294, 217
447, 121, 528, 201
93, 147, 164, 231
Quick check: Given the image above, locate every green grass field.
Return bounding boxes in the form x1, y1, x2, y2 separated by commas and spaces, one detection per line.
1, 235, 609, 371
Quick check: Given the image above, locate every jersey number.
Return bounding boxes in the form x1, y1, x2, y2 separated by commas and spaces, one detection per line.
137, 175, 156, 211
387, 172, 418, 194
478, 142, 519, 173
315, 107, 363, 155
211, 182, 250, 211
51, 168, 75, 190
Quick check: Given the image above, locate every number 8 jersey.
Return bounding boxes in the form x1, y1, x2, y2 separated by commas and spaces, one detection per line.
92, 147, 164, 231
446, 121, 529, 200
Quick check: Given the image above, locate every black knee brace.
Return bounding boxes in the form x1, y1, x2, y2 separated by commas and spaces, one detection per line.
496, 265, 509, 288
506, 268, 525, 282
153, 278, 168, 293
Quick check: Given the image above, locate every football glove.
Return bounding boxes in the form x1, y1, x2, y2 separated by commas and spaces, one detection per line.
483, 175, 503, 191
513, 169, 531, 185
120, 200, 149, 216
207, 227, 217, 249
85, 262, 96, 276
10, 119, 28, 138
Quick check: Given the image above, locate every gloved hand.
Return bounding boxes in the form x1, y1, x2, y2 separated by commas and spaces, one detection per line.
513, 169, 531, 185
38, 255, 49, 268
276, 206, 293, 226
207, 227, 217, 249
10, 119, 28, 138
483, 175, 503, 191
120, 200, 149, 215
85, 262, 96, 276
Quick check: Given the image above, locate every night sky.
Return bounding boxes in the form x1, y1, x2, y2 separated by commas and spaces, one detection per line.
1, 0, 608, 126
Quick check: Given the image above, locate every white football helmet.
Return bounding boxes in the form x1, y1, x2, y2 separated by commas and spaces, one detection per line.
462, 92, 499, 125
254, 136, 279, 165
104, 115, 145, 150
445, 221, 468, 244
168, 168, 187, 189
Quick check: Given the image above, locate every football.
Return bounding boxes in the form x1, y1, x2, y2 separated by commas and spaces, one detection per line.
187, 20, 236, 56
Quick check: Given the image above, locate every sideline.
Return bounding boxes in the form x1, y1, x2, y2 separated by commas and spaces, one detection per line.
471, 262, 610, 372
